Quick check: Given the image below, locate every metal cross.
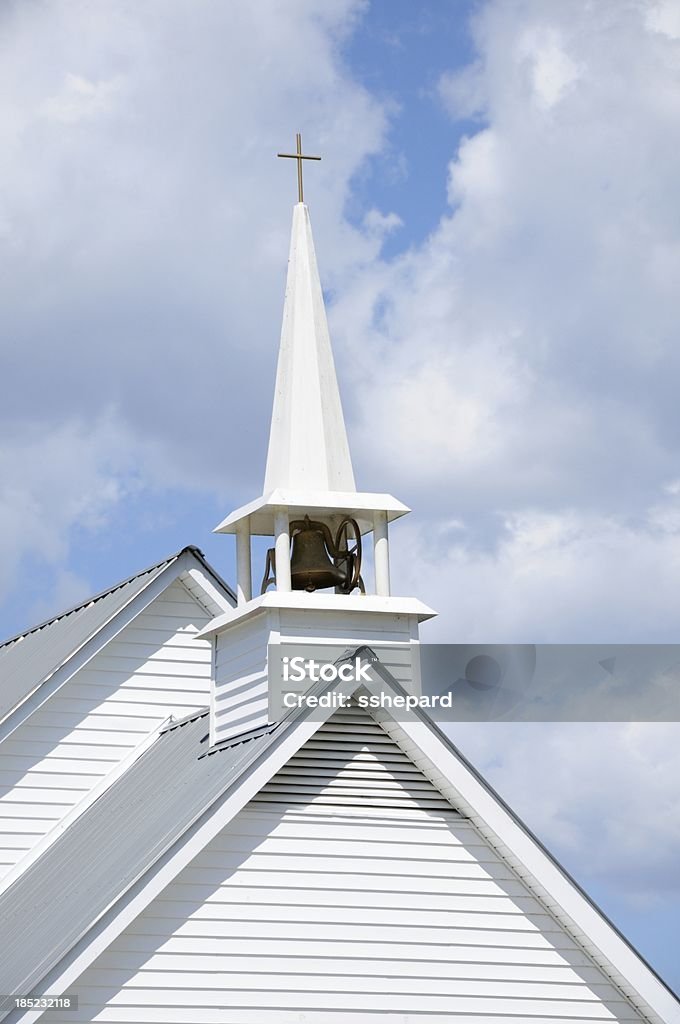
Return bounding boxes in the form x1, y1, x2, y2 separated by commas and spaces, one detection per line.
277, 133, 321, 204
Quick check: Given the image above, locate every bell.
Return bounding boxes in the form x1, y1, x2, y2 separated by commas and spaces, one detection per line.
290, 517, 347, 592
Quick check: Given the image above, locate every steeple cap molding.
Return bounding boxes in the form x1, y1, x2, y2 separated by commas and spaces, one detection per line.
214, 488, 409, 537
196, 590, 436, 640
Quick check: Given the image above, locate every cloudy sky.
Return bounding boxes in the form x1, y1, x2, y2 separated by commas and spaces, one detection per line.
2, 0, 680, 993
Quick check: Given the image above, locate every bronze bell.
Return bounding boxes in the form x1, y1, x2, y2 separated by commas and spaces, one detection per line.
290, 517, 347, 592
260, 514, 363, 594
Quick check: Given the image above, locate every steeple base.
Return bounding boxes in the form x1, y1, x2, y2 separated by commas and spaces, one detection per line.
197, 593, 436, 746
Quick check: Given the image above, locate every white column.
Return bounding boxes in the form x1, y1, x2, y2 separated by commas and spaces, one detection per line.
274, 509, 292, 592
235, 520, 252, 606
373, 510, 391, 597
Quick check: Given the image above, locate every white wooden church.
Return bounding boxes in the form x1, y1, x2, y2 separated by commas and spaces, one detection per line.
0, 185, 678, 1024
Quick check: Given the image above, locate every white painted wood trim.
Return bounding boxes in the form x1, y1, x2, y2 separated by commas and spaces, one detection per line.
196, 592, 436, 638
214, 489, 409, 536
370, 705, 680, 1024
263, 203, 356, 496
274, 510, 291, 593
209, 632, 216, 749
408, 615, 422, 696
235, 520, 252, 606
0, 551, 230, 745
180, 565, 235, 615
373, 509, 390, 596
8, 693, 356, 1024
69, 711, 641, 1022
0, 564, 176, 744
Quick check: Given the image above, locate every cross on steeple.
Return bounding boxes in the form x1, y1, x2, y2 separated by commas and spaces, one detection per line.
277, 133, 321, 204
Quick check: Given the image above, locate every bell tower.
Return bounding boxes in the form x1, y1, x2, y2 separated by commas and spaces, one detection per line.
199, 144, 435, 744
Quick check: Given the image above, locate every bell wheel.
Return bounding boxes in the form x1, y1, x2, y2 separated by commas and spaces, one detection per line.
335, 517, 362, 593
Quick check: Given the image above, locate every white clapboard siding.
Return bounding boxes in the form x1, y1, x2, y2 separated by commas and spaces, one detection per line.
211, 607, 420, 746
63, 707, 644, 1024
0, 580, 212, 879
212, 613, 270, 745
277, 607, 418, 691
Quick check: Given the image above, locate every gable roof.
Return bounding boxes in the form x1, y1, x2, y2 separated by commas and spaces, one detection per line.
363, 657, 680, 1024
0, 711, 281, 1007
0, 685, 336, 1023
0, 654, 678, 1024
0, 545, 235, 730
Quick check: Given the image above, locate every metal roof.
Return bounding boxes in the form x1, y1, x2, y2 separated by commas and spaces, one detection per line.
0, 710, 282, 1009
0, 649, 677, 1021
0, 545, 234, 726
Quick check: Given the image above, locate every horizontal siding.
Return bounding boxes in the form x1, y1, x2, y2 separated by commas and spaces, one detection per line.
212, 610, 419, 745
0, 580, 211, 880
278, 608, 412, 641
278, 609, 416, 689
213, 616, 269, 744
38, 1014, 642, 1024
252, 712, 454, 813
62, 707, 644, 1024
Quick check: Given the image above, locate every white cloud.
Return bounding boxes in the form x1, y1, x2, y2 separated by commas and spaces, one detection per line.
7, 0, 680, 647
646, 0, 680, 39
335, 0, 680, 641
0, 0, 387, 610
447, 720, 680, 905
40, 72, 123, 123
362, 208, 403, 239
0, 415, 137, 600
393, 495, 680, 643
516, 26, 582, 110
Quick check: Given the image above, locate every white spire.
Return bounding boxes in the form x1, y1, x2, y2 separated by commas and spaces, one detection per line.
263, 203, 356, 494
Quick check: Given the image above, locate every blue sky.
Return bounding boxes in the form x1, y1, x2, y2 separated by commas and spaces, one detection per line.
1, 0, 680, 995
344, 0, 478, 253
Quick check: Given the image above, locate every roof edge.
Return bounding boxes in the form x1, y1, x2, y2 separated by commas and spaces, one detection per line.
3, 678, 355, 1022
0, 548, 233, 737
6, 651, 677, 1024
1, 546, 236, 651
357, 653, 680, 1024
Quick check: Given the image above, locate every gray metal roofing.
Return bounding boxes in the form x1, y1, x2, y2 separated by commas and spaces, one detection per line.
0, 710, 282, 1009
0, 545, 234, 726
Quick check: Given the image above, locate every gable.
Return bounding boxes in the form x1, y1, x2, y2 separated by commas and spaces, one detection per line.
252, 704, 455, 814
0, 546, 234, 736
0, 578, 213, 887
58, 705, 645, 1024
0, 709, 288, 1014
0, 663, 675, 1024
0, 556, 175, 725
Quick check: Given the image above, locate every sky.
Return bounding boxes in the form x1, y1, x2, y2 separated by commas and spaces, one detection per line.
1, 0, 680, 995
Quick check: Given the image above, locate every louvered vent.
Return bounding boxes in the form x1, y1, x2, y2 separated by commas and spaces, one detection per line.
253, 704, 458, 816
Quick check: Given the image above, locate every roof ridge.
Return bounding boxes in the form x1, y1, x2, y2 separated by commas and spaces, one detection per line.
0, 545, 205, 650
160, 708, 209, 734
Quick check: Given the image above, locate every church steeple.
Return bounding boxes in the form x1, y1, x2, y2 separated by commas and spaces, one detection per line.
200, 164, 435, 744
264, 203, 356, 494
213, 187, 420, 606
